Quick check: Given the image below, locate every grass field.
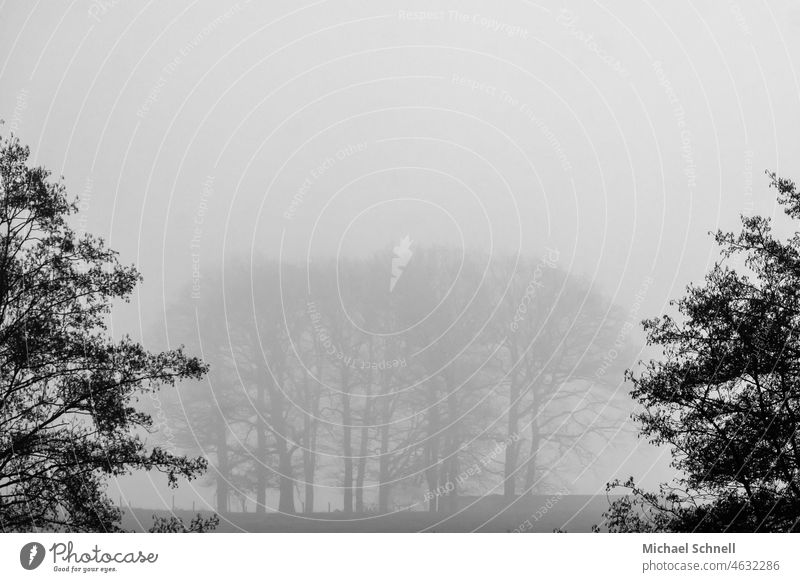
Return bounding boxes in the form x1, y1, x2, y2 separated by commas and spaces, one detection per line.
121, 495, 613, 532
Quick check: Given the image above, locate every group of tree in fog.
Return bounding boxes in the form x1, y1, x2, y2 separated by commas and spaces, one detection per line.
160, 247, 630, 515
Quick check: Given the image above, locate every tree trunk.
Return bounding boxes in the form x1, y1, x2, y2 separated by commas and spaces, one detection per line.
377, 395, 393, 512
355, 422, 369, 513
424, 399, 441, 513
215, 414, 229, 514
523, 419, 540, 496
443, 441, 459, 513
355, 400, 372, 513
303, 452, 315, 514
302, 364, 321, 514
255, 382, 267, 514
342, 368, 353, 513
443, 382, 460, 513
272, 393, 295, 513
277, 442, 295, 513
377, 362, 395, 513
504, 358, 521, 501
268, 367, 295, 514
355, 364, 374, 513
378, 422, 391, 512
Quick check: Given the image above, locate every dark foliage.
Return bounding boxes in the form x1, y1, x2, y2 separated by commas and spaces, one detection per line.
0, 134, 210, 532
148, 513, 220, 533
605, 173, 800, 532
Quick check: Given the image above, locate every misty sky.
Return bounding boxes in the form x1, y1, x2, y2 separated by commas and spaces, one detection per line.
2, 0, 800, 513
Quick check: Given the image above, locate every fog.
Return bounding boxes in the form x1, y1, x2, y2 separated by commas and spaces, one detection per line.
1, 0, 799, 529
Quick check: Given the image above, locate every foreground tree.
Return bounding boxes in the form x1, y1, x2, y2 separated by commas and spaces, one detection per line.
0, 135, 208, 532
605, 173, 800, 532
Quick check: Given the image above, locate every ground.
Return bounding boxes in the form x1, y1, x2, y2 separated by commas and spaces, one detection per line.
121, 495, 612, 532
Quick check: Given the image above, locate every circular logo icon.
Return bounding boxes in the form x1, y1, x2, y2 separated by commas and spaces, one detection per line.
20, 542, 45, 570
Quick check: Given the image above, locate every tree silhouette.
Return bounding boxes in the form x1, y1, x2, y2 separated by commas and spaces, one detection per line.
606, 173, 800, 532
0, 135, 208, 532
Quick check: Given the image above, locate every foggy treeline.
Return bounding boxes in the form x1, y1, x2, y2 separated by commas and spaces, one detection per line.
156, 247, 632, 515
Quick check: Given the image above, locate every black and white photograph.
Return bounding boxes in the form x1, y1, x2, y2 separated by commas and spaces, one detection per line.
1, 1, 800, 579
